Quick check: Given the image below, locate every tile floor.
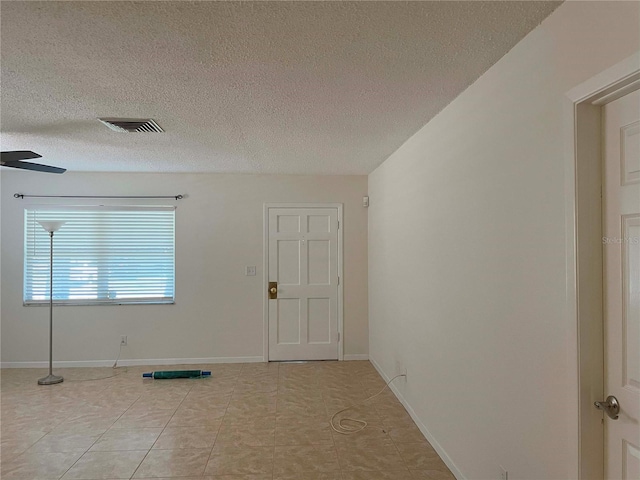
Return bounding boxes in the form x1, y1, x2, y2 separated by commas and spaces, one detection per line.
1, 361, 455, 479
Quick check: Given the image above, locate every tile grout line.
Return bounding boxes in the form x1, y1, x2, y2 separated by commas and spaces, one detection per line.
29, 379, 115, 465
272, 365, 279, 480
127, 380, 195, 480
321, 367, 345, 478
54, 376, 143, 480
204, 369, 239, 477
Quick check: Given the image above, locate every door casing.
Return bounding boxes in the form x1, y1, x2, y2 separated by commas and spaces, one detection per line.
566, 53, 640, 479
263, 203, 344, 362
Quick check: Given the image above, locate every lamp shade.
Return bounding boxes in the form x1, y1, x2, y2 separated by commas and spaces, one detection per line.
37, 220, 67, 233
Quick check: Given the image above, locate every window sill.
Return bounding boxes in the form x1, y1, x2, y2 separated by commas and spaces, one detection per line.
23, 300, 175, 307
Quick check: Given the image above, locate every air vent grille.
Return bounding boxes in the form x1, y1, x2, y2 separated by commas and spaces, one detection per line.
99, 118, 163, 133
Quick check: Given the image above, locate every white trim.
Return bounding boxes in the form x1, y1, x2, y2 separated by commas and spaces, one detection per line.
263, 205, 269, 362
1, 356, 264, 369
566, 54, 640, 104
263, 203, 344, 362
563, 88, 581, 480
263, 205, 270, 362
343, 354, 369, 361
592, 78, 640, 106
337, 204, 344, 361
564, 51, 640, 480
370, 357, 464, 480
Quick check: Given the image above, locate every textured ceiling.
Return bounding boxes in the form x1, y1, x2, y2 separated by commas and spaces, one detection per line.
0, 1, 561, 174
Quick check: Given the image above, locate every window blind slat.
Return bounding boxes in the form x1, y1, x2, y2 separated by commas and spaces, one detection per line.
24, 208, 175, 305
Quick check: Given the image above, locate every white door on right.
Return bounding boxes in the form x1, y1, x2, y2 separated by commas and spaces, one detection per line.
603, 88, 640, 480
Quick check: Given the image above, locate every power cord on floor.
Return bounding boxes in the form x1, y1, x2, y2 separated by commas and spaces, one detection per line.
112, 342, 124, 369
67, 343, 127, 382
330, 373, 407, 435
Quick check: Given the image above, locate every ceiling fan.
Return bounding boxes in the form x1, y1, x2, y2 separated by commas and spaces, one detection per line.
1, 151, 66, 174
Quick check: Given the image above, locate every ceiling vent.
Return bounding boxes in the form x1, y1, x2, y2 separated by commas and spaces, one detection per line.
99, 118, 163, 133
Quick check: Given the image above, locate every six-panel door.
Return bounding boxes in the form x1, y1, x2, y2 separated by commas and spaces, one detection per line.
268, 208, 339, 361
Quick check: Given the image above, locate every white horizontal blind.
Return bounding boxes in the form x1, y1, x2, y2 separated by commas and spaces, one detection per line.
24, 206, 175, 305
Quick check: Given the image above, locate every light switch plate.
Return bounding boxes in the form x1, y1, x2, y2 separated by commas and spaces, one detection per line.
246, 266, 256, 276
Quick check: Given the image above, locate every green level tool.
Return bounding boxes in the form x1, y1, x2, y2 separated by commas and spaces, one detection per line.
142, 370, 211, 379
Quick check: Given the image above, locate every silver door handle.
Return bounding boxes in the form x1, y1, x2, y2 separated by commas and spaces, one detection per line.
594, 395, 620, 420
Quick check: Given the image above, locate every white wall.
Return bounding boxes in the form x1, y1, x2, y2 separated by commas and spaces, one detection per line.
0, 172, 368, 365
368, 2, 639, 480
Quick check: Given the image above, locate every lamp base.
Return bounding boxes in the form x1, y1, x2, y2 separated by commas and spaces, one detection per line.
38, 374, 64, 385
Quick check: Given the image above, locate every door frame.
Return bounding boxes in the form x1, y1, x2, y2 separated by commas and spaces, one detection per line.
262, 203, 344, 362
565, 53, 640, 479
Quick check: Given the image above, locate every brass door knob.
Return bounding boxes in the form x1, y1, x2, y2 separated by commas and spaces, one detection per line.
268, 281, 278, 299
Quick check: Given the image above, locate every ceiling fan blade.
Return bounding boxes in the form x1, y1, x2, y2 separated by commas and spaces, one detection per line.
1, 150, 42, 162
1, 160, 66, 174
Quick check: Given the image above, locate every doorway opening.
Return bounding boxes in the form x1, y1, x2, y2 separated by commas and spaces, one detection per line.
569, 56, 639, 478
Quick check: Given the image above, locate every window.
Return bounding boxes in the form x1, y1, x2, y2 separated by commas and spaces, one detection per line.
24, 206, 175, 305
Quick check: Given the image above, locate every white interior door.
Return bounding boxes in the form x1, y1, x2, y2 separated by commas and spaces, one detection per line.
603, 88, 640, 479
267, 207, 339, 361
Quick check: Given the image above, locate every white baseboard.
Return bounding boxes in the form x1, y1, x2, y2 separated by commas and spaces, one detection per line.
343, 354, 369, 361
369, 357, 465, 480
1, 355, 374, 368
0, 356, 265, 369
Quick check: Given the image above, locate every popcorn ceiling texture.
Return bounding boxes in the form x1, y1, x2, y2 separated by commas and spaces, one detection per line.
0, 1, 561, 174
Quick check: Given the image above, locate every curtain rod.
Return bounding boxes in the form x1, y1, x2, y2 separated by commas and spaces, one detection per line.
14, 193, 184, 200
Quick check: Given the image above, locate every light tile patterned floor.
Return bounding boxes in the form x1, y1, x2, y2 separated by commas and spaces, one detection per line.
1, 361, 455, 479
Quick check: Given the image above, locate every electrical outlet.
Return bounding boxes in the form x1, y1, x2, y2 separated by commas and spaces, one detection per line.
499, 465, 508, 480
246, 266, 256, 276
120, 335, 127, 346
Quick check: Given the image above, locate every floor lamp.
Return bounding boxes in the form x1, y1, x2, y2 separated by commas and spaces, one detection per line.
37, 220, 66, 386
